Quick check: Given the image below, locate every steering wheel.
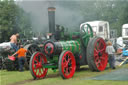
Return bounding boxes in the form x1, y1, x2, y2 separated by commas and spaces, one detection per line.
80, 23, 93, 47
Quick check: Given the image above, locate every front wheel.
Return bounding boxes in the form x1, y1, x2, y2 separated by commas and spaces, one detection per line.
59, 51, 76, 79
29, 52, 48, 79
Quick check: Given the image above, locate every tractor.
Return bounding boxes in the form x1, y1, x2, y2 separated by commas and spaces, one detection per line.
29, 23, 108, 79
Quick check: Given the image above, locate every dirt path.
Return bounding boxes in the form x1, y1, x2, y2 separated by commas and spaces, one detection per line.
8, 79, 34, 85
7, 73, 60, 85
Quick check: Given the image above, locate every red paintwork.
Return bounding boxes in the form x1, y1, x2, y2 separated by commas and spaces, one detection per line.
94, 38, 108, 71
61, 51, 76, 79
32, 52, 48, 78
44, 43, 54, 54
8, 55, 15, 61
79, 55, 82, 59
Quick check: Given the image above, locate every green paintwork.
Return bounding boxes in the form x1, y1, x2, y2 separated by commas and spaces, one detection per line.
80, 23, 93, 47
59, 40, 80, 53
43, 64, 58, 68
44, 23, 93, 70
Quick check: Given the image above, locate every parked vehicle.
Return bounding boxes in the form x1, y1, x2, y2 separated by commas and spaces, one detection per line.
81, 21, 110, 40
122, 24, 128, 44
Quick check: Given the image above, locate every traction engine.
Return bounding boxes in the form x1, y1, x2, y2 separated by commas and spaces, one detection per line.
29, 23, 108, 79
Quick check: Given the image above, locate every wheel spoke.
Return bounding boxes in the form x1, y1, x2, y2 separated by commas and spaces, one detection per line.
62, 63, 66, 68
28, 49, 32, 55
65, 67, 69, 74
98, 41, 102, 49
62, 58, 67, 67
99, 48, 105, 53
82, 28, 86, 33
82, 35, 87, 39
30, 47, 35, 53
95, 56, 100, 67
100, 61, 104, 67
67, 57, 71, 64
100, 53, 107, 61
94, 49, 98, 56
40, 56, 42, 63
34, 58, 39, 63
96, 60, 100, 67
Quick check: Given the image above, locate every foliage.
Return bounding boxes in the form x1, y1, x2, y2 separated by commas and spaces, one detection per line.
0, 0, 32, 43
79, 0, 128, 37
0, 0, 128, 42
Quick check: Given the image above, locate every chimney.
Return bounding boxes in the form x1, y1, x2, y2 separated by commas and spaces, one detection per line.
48, 7, 56, 34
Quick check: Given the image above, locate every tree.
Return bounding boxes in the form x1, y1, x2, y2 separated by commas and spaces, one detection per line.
0, 0, 32, 43
79, 0, 128, 37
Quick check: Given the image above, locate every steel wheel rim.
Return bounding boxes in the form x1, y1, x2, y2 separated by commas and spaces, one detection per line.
94, 38, 108, 71
61, 51, 76, 78
27, 45, 40, 58
32, 53, 48, 78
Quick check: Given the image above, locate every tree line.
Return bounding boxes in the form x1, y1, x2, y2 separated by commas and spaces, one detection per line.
56, 0, 128, 37
79, 0, 128, 36
0, 0, 32, 43
0, 0, 128, 43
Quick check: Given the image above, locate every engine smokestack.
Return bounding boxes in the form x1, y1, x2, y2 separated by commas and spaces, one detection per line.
48, 7, 56, 35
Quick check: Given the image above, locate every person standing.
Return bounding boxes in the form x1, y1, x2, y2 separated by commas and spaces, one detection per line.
10, 33, 19, 51
12, 45, 27, 71
105, 41, 116, 69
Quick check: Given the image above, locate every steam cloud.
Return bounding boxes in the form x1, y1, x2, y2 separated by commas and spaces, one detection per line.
17, 0, 88, 35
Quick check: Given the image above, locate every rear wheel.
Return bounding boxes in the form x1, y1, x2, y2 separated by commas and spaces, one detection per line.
87, 37, 108, 71
24, 44, 40, 70
59, 51, 76, 79
29, 52, 48, 79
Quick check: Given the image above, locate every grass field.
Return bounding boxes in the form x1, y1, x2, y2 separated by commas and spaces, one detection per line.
0, 65, 128, 85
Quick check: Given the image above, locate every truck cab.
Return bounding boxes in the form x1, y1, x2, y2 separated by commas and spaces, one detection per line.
122, 24, 128, 44
81, 21, 110, 40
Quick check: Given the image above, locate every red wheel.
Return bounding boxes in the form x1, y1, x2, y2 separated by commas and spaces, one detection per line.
87, 37, 108, 71
59, 51, 76, 79
29, 52, 48, 79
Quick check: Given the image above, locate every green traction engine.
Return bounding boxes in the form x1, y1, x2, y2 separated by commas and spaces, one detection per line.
29, 23, 108, 79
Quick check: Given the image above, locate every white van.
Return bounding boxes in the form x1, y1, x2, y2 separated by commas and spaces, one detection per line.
122, 24, 128, 43
81, 21, 110, 40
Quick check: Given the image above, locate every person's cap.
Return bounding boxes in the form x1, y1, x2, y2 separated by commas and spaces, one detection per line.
20, 45, 23, 48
